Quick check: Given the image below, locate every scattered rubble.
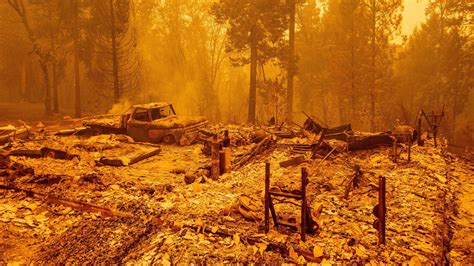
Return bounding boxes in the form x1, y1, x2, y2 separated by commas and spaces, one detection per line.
0, 122, 31, 145
1, 116, 472, 264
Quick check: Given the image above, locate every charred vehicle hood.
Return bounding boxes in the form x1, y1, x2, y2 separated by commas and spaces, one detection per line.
150, 115, 207, 129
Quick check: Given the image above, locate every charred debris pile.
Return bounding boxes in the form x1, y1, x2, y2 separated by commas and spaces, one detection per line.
0, 113, 472, 264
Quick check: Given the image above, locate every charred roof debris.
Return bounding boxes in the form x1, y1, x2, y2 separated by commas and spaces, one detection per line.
0, 106, 473, 264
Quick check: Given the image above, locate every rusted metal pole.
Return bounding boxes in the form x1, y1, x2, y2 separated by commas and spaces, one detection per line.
378, 176, 386, 245
301, 167, 308, 241
264, 162, 270, 233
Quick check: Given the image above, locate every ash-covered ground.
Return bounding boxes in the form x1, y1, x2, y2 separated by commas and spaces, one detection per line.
0, 115, 472, 265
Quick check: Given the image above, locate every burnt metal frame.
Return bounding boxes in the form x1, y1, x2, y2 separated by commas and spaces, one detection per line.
416, 108, 444, 147
264, 162, 310, 241
392, 134, 412, 162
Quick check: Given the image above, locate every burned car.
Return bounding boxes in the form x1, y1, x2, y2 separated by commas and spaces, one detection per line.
82, 102, 208, 145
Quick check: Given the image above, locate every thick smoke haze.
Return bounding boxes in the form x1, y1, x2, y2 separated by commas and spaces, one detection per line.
0, 0, 472, 145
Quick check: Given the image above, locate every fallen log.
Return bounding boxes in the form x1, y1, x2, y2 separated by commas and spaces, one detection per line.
348, 134, 394, 151
8, 147, 79, 160
325, 123, 352, 135
99, 148, 161, 166
54, 127, 90, 136
8, 149, 42, 158
130, 148, 161, 165
324, 132, 350, 142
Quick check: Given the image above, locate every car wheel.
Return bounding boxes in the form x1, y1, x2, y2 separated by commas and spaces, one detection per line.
162, 134, 175, 144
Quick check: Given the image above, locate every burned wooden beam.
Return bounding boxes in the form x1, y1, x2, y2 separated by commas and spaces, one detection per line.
324, 132, 350, 142
348, 134, 394, 151
8, 149, 43, 158
325, 124, 352, 135
129, 148, 161, 165
54, 127, 90, 136
8, 147, 79, 160
99, 148, 161, 166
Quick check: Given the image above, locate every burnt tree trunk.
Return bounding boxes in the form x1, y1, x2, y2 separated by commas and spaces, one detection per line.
349, 8, 356, 127
8, 0, 52, 115
109, 0, 120, 103
248, 26, 257, 124
52, 63, 58, 113
48, 5, 59, 113
73, 0, 81, 117
369, 0, 376, 132
286, 0, 295, 122
39, 61, 52, 115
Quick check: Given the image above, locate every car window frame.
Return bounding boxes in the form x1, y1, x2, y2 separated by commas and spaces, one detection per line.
132, 107, 151, 122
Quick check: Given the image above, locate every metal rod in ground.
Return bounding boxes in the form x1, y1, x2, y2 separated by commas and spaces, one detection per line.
264, 162, 270, 233
378, 176, 386, 245
301, 167, 308, 241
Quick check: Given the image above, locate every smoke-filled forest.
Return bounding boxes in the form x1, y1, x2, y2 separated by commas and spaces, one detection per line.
1, 0, 472, 142
0, 0, 473, 264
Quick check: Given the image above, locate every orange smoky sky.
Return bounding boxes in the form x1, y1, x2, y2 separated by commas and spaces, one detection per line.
315, 0, 428, 37
401, 0, 428, 35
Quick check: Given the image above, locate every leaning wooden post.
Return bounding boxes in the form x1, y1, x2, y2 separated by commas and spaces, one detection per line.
222, 130, 232, 173
264, 162, 270, 233
301, 167, 308, 241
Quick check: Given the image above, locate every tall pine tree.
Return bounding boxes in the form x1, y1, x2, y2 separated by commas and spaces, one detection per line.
211, 0, 289, 124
